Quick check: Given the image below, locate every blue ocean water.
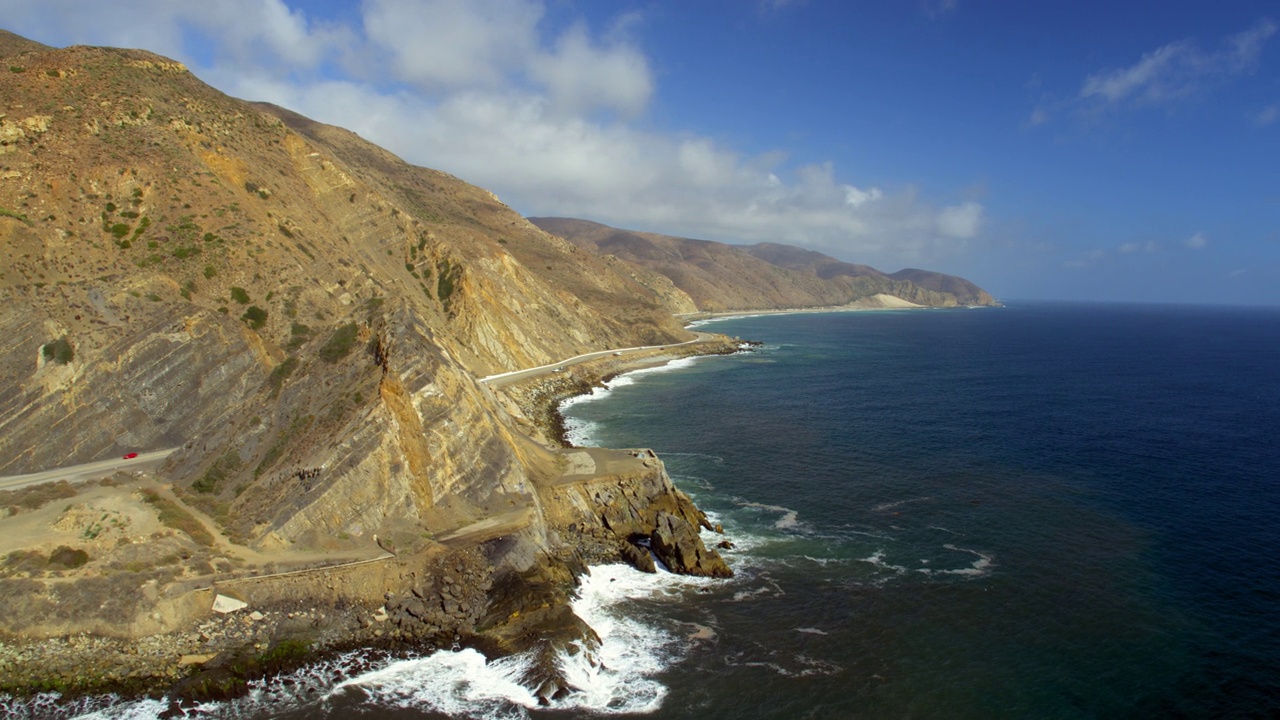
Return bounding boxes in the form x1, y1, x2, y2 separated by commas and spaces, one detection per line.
558, 302, 1280, 719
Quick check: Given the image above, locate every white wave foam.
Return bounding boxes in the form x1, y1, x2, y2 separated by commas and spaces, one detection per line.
672, 472, 715, 490
328, 649, 537, 720
559, 383, 615, 410
873, 496, 933, 512
324, 564, 711, 718
4, 694, 168, 720
728, 573, 785, 603
795, 627, 829, 635
622, 355, 704, 379
800, 555, 849, 567
722, 652, 842, 678
736, 501, 803, 531
858, 550, 909, 577
916, 545, 994, 578
42, 564, 723, 720
561, 415, 600, 447
661, 452, 726, 463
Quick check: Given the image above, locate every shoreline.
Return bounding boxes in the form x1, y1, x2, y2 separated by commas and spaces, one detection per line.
679, 296, 1001, 327
0, 335, 746, 712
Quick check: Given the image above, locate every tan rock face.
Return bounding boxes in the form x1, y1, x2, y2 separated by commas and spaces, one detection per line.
0, 42, 698, 559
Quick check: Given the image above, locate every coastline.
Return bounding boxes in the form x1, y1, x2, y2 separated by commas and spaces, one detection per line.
679, 293, 999, 328
0, 333, 746, 714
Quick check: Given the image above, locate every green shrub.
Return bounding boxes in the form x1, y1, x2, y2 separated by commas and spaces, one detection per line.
230, 286, 250, 304
268, 356, 298, 396
319, 323, 358, 363
48, 546, 89, 569
203, 264, 217, 279
286, 323, 310, 350
0, 207, 32, 225
241, 305, 267, 330
172, 245, 200, 260
109, 223, 130, 238
436, 259, 458, 305
8, 66, 24, 73
191, 451, 241, 496
130, 216, 150, 239
41, 337, 74, 364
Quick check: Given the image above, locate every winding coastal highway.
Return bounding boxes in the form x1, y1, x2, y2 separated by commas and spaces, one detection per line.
0, 334, 725, 493
0, 447, 178, 492
479, 331, 718, 387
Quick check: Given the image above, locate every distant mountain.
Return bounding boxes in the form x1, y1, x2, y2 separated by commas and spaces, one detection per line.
529, 217, 998, 311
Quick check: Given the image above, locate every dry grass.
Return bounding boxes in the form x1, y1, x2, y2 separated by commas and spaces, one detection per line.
139, 490, 215, 547
0, 481, 79, 516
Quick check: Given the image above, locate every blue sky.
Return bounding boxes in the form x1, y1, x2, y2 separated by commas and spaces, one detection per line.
4, 1, 1278, 304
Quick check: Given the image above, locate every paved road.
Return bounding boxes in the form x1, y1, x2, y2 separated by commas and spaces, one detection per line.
0, 447, 179, 492
480, 332, 716, 387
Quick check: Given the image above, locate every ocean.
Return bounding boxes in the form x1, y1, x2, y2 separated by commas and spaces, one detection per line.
40, 301, 1280, 719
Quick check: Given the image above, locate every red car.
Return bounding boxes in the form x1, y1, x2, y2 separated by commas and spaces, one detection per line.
122, 452, 138, 460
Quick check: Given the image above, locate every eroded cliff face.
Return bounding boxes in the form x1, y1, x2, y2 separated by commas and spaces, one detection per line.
0, 38, 752, 701
0, 39, 703, 558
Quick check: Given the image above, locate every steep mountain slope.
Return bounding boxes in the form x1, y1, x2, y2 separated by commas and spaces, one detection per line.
530, 217, 998, 310
0, 37, 689, 552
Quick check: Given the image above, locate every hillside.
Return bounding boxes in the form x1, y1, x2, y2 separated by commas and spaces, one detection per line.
0, 33, 745, 698
530, 217, 997, 310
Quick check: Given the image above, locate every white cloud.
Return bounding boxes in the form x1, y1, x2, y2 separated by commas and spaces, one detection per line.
921, 0, 958, 20
1117, 240, 1159, 254
1251, 103, 1280, 127
528, 23, 653, 116
362, 0, 540, 89
936, 202, 983, 239
1077, 18, 1276, 112
1, 0, 984, 267
1064, 248, 1108, 269
1184, 232, 1208, 249
1035, 18, 1276, 127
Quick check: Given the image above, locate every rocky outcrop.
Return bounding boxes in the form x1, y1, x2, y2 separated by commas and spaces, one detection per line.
650, 511, 731, 577
532, 447, 732, 579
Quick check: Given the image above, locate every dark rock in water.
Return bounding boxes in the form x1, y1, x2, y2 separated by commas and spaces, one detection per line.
717, 540, 735, 550
619, 541, 656, 573
650, 512, 733, 577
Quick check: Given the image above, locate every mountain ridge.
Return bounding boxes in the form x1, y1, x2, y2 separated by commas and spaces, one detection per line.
529, 216, 997, 311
